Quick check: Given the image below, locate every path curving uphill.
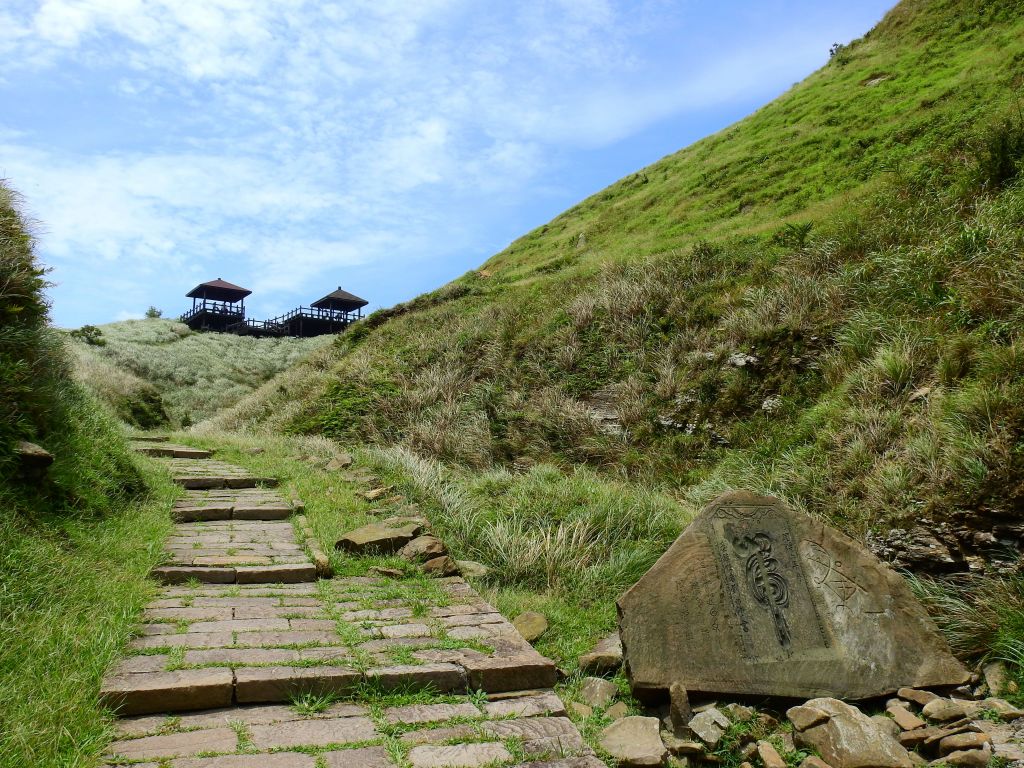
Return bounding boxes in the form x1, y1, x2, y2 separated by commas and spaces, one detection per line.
99, 440, 600, 768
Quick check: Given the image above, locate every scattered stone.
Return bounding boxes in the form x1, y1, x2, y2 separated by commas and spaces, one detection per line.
606, 701, 629, 720
618, 491, 969, 701
15, 440, 53, 477
363, 487, 392, 502
757, 740, 786, 768
938, 745, 991, 767
800, 758, 834, 768
335, 523, 418, 554
579, 632, 623, 675
669, 682, 692, 733
325, 454, 353, 470
579, 677, 618, 708
887, 704, 926, 731
727, 352, 758, 368
569, 702, 593, 719
792, 698, 913, 768
400, 535, 447, 563
660, 733, 704, 757
939, 732, 991, 754
788, 705, 830, 732
722, 703, 753, 722
921, 698, 967, 722
456, 560, 490, 579
908, 386, 932, 403
599, 716, 668, 767
898, 688, 940, 707
421, 555, 460, 577
688, 708, 730, 748
512, 612, 549, 643
983, 697, 1024, 719
408, 742, 511, 768
368, 567, 404, 579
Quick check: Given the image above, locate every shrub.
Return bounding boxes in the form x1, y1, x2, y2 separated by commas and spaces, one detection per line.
68, 324, 106, 346
144, 306, 162, 319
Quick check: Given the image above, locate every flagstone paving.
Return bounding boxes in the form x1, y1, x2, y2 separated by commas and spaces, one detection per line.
100, 440, 593, 768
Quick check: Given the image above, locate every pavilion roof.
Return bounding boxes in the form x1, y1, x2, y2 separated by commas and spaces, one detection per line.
186, 278, 252, 302
311, 286, 368, 311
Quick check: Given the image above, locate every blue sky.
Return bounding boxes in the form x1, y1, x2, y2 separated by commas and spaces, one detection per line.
0, 0, 893, 328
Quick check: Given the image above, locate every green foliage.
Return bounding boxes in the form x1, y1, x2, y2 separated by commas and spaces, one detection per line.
974, 113, 1024, 190
68, 324, 106, 346
68, 318, 330, 427
0, 180, 174, 766
144, 306, 162, 319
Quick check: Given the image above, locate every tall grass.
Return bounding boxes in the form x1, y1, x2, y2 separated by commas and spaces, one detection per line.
70, 318, 331, 427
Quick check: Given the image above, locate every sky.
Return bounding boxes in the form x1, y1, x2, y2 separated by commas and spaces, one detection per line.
0, 0, 894, 328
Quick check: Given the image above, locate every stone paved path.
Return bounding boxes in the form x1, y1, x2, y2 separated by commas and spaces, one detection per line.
101, 441, 598, 768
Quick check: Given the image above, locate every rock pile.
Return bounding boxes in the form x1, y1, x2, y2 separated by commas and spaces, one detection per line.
591, 686, 1024, 768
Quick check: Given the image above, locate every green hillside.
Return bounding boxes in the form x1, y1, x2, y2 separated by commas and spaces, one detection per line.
0, 181, 176, 765
207, 0, 1024, 553
69, 318, 331, 428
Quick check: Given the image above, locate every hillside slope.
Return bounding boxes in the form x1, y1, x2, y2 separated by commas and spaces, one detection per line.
203, 0, 1024, 570
1, 182, 174, 766
69, 319, 331, 427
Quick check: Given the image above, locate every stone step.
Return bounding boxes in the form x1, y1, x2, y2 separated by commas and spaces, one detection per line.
153, 519, 316, 584
101, 692, 599, 768
173, 489, 299, 522
101, 578, 558, 716
130, 435, 170, 442
165, 459, 278, 489
133, 442, 213, 459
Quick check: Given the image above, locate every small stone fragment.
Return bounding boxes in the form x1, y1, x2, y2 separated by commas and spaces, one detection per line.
579, 677, 618, 708
800, 758, 834, 768
922, 698, 967, 722
887, 704, 926, 731
579, 632, 623, 675
757, 741, 786, 768
363, 487, 393, 501
606, 701, 629, 720
421, 555, 460, 576
982, 662, 1008, 696
368, 566, 404, 579
939, 732, 992, 755
722, 703, 753, 722
669, 682, 692, 734
456, 560, 489, 578
898, 688, 940, 707
688, 708, 730, 748
787, 705, 830, 732
873, 715, 902, 740
399, 535, 447, 563
512, 612, 549, 643
569, 702, 593, 719
982, 697, 1024, 719
599, 716, 668, 767
938, 745, 991, 767
660, 733, 704, 757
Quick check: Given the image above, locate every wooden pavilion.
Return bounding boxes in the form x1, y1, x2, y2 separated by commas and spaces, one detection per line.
268, 287, 369, 337
180, 278, 252, 331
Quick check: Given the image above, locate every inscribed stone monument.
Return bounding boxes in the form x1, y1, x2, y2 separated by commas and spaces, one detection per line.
617, 491, 968, 700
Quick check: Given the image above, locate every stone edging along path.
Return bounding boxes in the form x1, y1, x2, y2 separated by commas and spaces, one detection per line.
99, 440, 600, 768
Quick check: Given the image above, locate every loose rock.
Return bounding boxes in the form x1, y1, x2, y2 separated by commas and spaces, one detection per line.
800, 759, 834, 768
939, 745, 991, 767
599, 716, 668, 767
939, 732, 991, 755
669, 682, 692, 733
325, 454, 353, 470
421, 556, 460, 577
792, 698, 913, 768
757, 741, 786, 768
335, 523, 418, 554
688, 708, 730, 748
579, 632, 623, 675
579, 677, 618, 708
569, 702, 593, 719
512, 612, 549, 643
887, 704, 926, 731
788, 705, 830, 732
982, 662, 1008, 696
898, 688, 941, 708
921, 698, 966, 722
606, 701, 629, 720
456, 560, 489, 579
399, 535, 447, 563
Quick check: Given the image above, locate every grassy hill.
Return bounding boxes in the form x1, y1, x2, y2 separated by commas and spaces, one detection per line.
68, 318, 331, 428
1, 182, 177, 766
206, 0, 1024, 560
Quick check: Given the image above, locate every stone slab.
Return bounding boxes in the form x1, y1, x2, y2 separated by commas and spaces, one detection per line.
618, 490, 970, 700
99, 669, 234, 715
